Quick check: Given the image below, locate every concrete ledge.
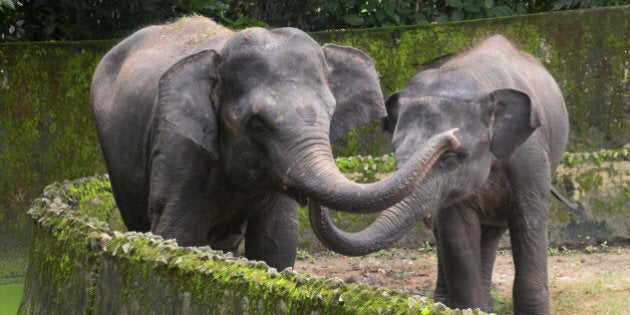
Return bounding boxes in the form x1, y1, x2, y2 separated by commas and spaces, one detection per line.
22, 175, 481, 314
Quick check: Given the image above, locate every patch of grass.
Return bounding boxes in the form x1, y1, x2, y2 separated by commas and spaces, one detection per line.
0, 224, 30, 281
296, 248, 312, 261
0, 283, 24, 314
490, 296, 513, 314
551, 270, 630, 314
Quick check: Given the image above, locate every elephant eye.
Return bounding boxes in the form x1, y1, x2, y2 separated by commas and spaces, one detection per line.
246, 115, 271, 135
438, 151, 463, 169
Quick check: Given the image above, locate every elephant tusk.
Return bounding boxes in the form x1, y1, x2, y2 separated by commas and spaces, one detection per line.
422, 214, 433, 229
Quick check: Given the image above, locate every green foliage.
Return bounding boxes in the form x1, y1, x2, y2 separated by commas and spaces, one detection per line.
335, 153, 396, 172
296, 248, 312, 261
547, 246, 560, 256
419, 240, 435, 252
553, 0, 630, 10
333, 120, 390, 157
3, 0, 630, 42
562, 144, 630, 167
561, 245, 576, 256
0, 0, 262, 42
584, 244, 597, 253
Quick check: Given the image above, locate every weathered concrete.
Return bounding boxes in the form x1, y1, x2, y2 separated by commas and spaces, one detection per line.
22, 175, 476, 314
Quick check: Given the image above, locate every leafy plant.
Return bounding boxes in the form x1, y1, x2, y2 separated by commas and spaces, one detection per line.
561, 245, 576, 256
296, 248, 312, 260
562, 144, 630, 167
548, 247, 559, 256
3, 0, 630, 42
0, 0, 263, 42
419, 240, 435, 252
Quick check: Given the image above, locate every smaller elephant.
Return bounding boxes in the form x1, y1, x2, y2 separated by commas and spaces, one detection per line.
309, 35, 569, 314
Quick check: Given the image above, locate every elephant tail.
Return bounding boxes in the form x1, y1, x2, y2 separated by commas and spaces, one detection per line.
550, 186, 587, 219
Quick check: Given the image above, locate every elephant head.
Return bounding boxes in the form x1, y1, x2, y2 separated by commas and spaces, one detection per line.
156, 27, 460, 214
309, 72, 540, 255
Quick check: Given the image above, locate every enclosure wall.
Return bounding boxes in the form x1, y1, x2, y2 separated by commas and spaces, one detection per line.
22, 176, 468, 314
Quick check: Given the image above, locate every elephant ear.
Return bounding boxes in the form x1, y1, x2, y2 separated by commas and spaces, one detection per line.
323, 44, 386, 141
489, 88, 541, 160
156, 49, 220, 159
381, 92, 400, 134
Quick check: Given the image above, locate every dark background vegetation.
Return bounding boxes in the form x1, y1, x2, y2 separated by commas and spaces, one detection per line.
2, 0, 629, 42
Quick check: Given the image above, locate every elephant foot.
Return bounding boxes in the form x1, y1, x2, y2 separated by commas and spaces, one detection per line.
432, 290, 448, 304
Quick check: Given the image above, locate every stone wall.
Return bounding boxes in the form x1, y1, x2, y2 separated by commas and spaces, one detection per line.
22, 176, 473, 314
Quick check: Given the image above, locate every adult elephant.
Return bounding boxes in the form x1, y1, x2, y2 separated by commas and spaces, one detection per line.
91, 17, 458, 271
310, 35, 569, 314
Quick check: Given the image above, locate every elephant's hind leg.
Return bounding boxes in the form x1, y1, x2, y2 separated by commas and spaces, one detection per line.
480, 225, 508, 309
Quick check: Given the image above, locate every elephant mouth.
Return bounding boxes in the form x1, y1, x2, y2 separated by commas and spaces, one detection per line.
282, 185, 308, 206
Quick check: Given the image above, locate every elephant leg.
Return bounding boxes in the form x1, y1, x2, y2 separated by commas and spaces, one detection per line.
148, 133, 216, 246
435, 205, 486, 310
245, 193, 298, 271
480, 225, 508, 310
432, 223, 448, 304
508, 207, 550, 314
508, 156, 552, 314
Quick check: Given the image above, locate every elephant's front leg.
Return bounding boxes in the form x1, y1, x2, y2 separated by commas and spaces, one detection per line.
245, 193, 298, 270
435, 205, 487, 310
148, 134, 217, 246
508, 207, 550, 314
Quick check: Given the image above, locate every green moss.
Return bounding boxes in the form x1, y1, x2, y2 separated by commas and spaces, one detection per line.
1, 42, 109, 226
24, 176, 473, 314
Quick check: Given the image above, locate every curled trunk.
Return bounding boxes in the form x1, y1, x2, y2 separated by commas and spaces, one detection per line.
288, 129, 458, 213
308, 187, 433, 256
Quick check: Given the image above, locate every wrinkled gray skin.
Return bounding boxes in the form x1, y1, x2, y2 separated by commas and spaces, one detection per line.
91, 17, 458, 271
309, 35, 569, 313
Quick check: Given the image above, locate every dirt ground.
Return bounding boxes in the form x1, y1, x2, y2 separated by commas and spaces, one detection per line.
294, 244, 630, 314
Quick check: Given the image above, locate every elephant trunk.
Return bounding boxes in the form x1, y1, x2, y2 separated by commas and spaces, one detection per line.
308, 187, 434, 256
285, 129, 458, 213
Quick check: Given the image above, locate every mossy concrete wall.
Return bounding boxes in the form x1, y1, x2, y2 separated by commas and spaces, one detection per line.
0, 41, 110, 225
22, 176, 475, 314
549, 148, 630, 245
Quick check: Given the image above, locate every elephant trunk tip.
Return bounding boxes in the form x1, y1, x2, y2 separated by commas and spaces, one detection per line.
445, 128, 460, 149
